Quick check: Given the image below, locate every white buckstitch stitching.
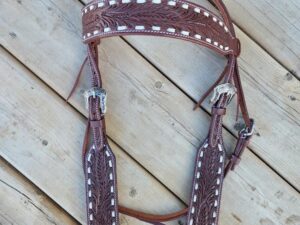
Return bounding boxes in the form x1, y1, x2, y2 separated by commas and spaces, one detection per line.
167, 27, 176, 33
135, 25, 145, 30
98, 2, 105, 7
181, 30, 190, 36
83, 29, 232, 53
194, 34, 201, 39
152, 0, 161, 3
193, 195, 197, 202
167, 0, 176, 6
117, 25, 127, 31
206, 38, 212, 43
82, 0, 234, 39
152, 26, 161, 31
194, 7, 200, 13
200, 151, 204, 157
83, 1, 226, 32
182, 3, 189, 9
87, 147, 118, 224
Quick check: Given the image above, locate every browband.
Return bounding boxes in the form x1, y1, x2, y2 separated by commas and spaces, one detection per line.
69, 0, 254, 225
82, 0, 240, 56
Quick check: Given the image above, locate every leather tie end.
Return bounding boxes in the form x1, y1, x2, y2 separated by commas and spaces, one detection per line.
229, 154, 241, 171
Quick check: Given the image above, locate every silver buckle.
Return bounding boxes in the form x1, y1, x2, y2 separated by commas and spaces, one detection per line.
239, 119, 255, 137
83, 87, 107, 113
210, 83, 237, 105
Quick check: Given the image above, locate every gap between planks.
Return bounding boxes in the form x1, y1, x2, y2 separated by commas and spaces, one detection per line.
0, 156, 80, 225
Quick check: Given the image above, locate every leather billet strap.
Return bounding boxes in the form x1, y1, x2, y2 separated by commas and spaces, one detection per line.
75, 0, 255, 225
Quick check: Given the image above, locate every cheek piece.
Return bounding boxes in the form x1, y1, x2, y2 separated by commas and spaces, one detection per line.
67, 0, 255, 224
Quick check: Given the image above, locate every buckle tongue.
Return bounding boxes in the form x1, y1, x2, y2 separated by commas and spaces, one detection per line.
210, 83, 237, 105
84, 87, 107, 113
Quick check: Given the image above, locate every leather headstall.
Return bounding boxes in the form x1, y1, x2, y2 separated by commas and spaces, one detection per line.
67, 0, 255, 224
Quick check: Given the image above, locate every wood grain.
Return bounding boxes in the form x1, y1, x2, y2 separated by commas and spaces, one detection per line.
0, 158, 78, 225
223, 0, 300, 79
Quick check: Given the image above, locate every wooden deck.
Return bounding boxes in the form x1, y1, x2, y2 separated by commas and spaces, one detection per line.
0, 0, 299, 225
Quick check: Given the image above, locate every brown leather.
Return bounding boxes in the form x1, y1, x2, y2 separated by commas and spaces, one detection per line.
67, 0, 255, 224
119, 206, 188, 222
82, 0, 240, 56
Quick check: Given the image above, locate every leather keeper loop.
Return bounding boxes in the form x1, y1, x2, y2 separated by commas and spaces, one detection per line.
90, 119, 103, 129
212, 106, 226, 116
231, 38, 241, 57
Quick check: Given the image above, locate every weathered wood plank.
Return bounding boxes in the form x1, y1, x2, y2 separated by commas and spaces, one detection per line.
0, 1, 299, 225
0, 48, 183, 224
223, 0, 300, 79
0, 158, 78, 225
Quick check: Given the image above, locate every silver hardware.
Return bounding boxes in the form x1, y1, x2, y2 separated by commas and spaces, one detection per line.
240, 119, 255, 137
84, 87, 107, 113
210, 83, 237, 105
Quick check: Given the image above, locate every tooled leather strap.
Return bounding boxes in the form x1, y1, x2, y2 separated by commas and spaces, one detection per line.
83, 43, 120, 225
211, 0, 234, 34
76, 1, 254, 225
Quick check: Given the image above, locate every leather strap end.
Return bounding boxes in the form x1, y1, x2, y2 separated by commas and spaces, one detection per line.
228, 154, 241, 171
82, 119, 91, 170
66, 56, 88, 102
224, 120, 254, 176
